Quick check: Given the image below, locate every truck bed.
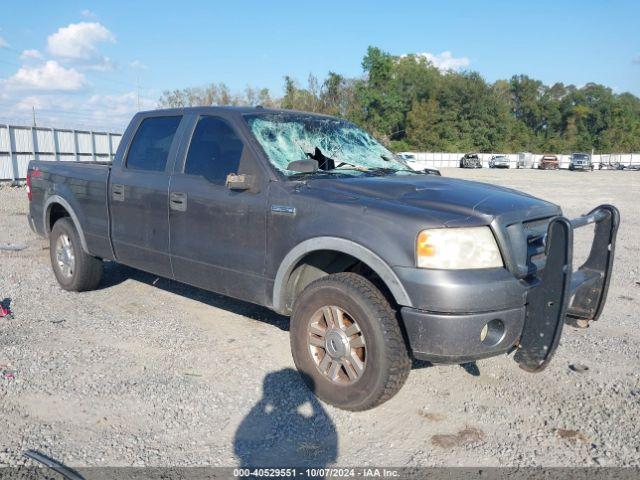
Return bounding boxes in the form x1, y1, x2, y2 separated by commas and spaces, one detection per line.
28, 160, 113, 260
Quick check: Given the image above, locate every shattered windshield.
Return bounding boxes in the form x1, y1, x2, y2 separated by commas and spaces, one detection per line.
244, 112, 416, 178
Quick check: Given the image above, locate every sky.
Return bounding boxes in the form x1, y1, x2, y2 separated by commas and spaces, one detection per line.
0, 0, 638, 131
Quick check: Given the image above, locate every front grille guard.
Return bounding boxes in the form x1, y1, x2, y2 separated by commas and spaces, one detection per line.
514, 204, 620, 373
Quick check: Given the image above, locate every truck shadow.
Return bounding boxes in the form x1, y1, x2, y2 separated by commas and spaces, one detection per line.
99, 261, 290, 331
234, 368, 338, 471
99, 262, 455, 373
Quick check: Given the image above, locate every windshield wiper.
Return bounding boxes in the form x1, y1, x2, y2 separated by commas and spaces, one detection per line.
364, 167, 425, 176
288, 169, 351, 179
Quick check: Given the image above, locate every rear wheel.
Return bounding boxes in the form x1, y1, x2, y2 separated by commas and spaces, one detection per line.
50, 217, 103, 291
290, 272, 411, 411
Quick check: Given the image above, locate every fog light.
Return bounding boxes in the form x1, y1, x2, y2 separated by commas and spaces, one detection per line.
480, 319, 505, 346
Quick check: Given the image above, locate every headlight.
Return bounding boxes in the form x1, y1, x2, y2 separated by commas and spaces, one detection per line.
416, 227, 503, 269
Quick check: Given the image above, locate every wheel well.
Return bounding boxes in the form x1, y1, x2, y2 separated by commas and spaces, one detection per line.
283, 250, 396, 314
48, 203, 71, 232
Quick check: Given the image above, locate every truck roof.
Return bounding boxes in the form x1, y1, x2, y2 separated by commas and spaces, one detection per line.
137, 105, 337, 118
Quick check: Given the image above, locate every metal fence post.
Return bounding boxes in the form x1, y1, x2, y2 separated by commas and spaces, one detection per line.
74, 130, 80, 162
31, 126, 39, 162
90, 131, 97, 162
52, 128, 60, 161
7, 125, 18, 183
107, 133, 113, 161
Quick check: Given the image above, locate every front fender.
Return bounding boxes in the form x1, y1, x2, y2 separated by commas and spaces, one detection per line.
272, 236, 412, 314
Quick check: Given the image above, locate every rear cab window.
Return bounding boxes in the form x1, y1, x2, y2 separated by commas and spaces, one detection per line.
126, 116, 182, 172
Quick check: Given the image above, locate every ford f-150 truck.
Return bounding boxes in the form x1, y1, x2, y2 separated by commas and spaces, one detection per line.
26, 107, 620, 411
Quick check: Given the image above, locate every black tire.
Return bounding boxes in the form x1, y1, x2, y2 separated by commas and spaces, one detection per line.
290, 272, 411, 411
50, 217, 103, 291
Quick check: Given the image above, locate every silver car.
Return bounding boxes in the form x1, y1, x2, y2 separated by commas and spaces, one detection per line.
489, 155, 510, 168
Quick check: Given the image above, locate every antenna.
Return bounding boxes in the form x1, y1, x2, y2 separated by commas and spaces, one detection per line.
136, 76, 141, 111
32, 106, 37, 127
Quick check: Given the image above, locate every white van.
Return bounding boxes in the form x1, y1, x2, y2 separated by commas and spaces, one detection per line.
517, 152, 534, 169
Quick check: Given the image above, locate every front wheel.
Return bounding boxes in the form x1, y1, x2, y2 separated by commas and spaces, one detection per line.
290, 272, 411, 411
50, 217, 103, 291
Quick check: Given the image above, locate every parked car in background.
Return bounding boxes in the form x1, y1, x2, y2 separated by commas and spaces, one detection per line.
569, 153, 593, 171
517, 152, 534, 169
460, 153, 482, 168
489, 155, 510, 168
397, 152, 416, 161
538, 154, 559, 170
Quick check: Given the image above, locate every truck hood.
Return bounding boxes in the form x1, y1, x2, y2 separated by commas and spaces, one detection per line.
307, 175, 560, 226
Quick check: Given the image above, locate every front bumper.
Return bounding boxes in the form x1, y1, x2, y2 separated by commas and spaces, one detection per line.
539, 163, 558, 170
402, 306, 525, 363
399, 204, 620, 370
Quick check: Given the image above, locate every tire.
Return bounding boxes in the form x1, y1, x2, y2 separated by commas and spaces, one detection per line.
50, 217, 103, 291
290, 272, 411, 411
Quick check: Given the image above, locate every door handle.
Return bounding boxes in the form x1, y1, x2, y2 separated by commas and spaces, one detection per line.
170, 192, 187, 212
112, 184, 125, 201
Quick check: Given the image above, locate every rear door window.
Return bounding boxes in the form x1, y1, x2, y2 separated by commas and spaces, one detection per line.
126, 116, 182, 172
184, 116, 245, 185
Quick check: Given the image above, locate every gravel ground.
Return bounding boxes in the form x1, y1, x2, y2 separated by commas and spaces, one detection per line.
0, 169, 639, 469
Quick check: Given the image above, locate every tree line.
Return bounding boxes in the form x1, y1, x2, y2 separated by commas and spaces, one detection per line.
158, 46, 640, 153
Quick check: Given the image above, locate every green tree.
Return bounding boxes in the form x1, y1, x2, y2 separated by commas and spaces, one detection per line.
158, 46, 640, 154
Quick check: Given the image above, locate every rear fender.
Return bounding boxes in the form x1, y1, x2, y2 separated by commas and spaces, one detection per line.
44, 195, 90, 254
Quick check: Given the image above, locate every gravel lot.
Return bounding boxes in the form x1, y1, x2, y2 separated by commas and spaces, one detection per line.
0, 169, 639, 469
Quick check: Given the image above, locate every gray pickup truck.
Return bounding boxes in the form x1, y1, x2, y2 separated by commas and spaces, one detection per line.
569, 152, 594, 171
27, 107, 619, 411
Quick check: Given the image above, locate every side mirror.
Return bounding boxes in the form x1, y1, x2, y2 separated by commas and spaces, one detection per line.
287, 159, 318, 173
225, 173, 255, 191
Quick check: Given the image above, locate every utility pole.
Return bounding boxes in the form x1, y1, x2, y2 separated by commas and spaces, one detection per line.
32, 106, 37, 127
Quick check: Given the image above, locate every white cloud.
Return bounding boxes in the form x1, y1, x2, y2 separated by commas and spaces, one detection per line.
4, 60, 86, 91
85, 57, 117, 71
81, 9, 97, 19
0, 90, 151, 131
89, 91, 154, 112
47, 22, 115, 60
85, 91, 156, 128
14, 95, 60, 111
20, 49, 43, 60
129, 59, 147, 70
415, 51, 470, 72
0, 36, 8, 48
